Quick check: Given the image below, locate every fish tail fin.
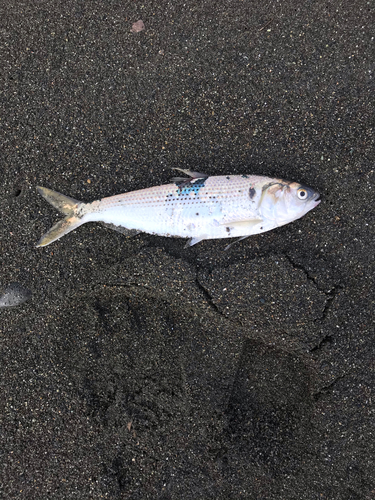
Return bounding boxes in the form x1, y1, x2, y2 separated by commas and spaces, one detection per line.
36, 186, 85, 247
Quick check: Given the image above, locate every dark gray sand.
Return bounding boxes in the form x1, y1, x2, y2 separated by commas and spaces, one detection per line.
1, 1, 374, 498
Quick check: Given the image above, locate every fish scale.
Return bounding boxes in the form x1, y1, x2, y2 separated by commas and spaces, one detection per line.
83, 176, 262, 240
36, 171, 320, 248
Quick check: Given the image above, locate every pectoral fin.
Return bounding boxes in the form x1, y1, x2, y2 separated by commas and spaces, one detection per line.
220, 219, 263, 230
221, 218, 264, 251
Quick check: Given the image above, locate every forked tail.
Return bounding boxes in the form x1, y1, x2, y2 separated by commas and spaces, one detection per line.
36, 187, 85, 247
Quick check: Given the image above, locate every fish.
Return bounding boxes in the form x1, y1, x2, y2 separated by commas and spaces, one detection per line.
36, 169, 320, 249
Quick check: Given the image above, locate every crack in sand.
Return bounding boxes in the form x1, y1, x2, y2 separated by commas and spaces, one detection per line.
283, 253, 342, 324
195, 270, 235, 320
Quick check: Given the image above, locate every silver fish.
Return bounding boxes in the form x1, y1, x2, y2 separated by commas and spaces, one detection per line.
36, 169, 320, 249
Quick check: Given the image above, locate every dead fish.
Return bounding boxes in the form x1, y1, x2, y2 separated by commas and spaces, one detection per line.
36, 169, 320, 249
0, 283, 31, 308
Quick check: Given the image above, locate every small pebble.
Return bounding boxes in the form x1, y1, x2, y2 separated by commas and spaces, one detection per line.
131, 20, 145, 33
0, 283, 32, 308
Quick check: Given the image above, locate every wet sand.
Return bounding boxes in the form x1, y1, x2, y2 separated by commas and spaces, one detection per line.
0, 1, 374, 498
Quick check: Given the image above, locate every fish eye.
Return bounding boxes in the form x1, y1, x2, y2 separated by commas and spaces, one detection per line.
297, 188, 308, 200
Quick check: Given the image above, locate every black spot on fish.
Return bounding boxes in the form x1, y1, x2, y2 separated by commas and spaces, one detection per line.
226, 227, 230, 233
226, 176, 230, 180
196, 213, 199, 216
241, 174, 249, 179
249, 187, 256, 199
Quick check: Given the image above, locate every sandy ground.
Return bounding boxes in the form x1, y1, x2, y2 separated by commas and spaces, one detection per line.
0, 0, 374, 498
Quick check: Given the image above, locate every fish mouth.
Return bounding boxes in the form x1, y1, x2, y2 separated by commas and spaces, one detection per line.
313, 192, 321, 207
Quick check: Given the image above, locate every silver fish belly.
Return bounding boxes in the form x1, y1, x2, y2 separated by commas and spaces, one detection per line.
36, 170, 320, 248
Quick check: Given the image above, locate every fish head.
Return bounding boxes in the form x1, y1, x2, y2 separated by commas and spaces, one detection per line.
260, 180, 320, 225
